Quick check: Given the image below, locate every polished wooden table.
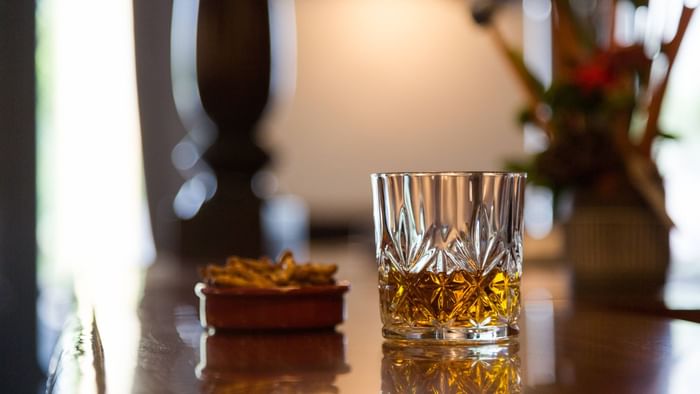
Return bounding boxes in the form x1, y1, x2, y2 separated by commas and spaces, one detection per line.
47, 242, 700, 393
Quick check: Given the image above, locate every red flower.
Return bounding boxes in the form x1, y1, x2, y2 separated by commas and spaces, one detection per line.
572, 54, 616, 93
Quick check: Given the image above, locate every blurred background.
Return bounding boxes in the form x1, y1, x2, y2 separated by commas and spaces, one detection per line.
1, 0, 699, 391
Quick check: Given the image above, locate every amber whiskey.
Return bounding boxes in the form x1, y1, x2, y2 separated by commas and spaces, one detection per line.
379, 267, 520, 335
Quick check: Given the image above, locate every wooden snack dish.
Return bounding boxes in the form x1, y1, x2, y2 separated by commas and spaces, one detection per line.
195, 281, 350, 330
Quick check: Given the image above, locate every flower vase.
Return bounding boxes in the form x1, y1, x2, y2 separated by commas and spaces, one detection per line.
565, 198, 670, 296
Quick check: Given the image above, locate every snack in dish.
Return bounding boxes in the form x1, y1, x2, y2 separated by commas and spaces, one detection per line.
200, 250, 338, 288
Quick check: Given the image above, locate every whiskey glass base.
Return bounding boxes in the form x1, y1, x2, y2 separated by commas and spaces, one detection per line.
382, 325, 518, 344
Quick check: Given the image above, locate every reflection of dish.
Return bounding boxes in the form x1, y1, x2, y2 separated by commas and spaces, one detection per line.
194, 281, 350, 330
196, 329, 350, 393
382, 340, 521, 393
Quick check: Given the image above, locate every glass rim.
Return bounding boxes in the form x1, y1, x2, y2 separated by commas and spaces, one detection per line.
371, 171, 527, 178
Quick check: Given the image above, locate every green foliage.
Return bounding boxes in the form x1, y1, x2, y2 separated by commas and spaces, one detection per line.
470, 0, 693, 219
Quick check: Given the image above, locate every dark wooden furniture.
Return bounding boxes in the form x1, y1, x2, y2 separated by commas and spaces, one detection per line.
135, 0, 270, 261
46, 244, 700, 393
178, 0, 270, 260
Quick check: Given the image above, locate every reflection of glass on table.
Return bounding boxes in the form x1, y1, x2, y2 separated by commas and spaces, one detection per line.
382, 341, 521, 393
196, 329, 349, 393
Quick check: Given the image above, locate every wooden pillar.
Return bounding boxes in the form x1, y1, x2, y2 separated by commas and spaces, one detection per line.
177, 0, 271, 260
